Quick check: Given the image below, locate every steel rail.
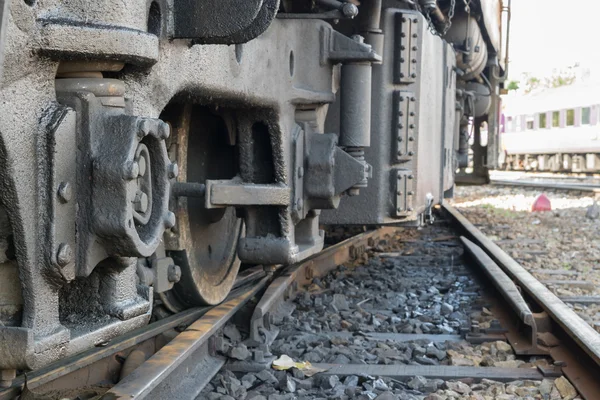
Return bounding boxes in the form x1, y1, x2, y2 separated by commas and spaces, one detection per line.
490, 178, 600, 194
444, 204, 600, 399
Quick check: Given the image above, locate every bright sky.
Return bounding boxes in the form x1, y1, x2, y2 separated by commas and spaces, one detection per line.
509, 0, 599, 80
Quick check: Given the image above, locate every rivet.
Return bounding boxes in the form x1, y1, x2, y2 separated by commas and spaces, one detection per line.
401, 32, 406, 38
409, 136, 414, 141
57, 182, 72, 203
397, 136, 403, 142
400, 45, 406, 51
408, 175, 414, 179
412, 33, 418, 38
413, 18, 418, 23
412, 59, 417, 64
408, 191, 415, 195
168, 163, 179, 179
402, 17, 407, 23
408, 207, 414, 212
398, 124, 404, 129
399, 111, 404, 116
399, 73, 405, 78
411, 97, 416, 102
411, 73, 417, 78
410, 112, 415, 116
399, 96, 405, 102
56, 243, 72, 267
398, 151, 403, 156
400, 57, 405, 63
397, 207, 403, 213
408, 151, 414, 156
397, 190, 402, 195
412, 46, 418, 51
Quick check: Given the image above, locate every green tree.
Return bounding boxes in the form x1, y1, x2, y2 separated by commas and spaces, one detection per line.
506, 80, 519, 91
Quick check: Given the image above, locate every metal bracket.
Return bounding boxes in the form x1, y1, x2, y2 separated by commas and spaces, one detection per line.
172, 0, 280, 44
394, 91, 417, 163
394, 14, 419, 83
394, 170, 414, 217
205, 179, 290, 209
321, 27, 382, 64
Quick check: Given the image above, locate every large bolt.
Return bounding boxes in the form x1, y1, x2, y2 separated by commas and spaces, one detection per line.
168, 163, 179, 179
56, 243, 73, 267
57, 182, 72, 203
158, 122, 171, 140
138, 119, 152, 139
167, 264, 181, 283
341, 2, 358, 18
137, 156, 147, 177
133, 190, 149, 213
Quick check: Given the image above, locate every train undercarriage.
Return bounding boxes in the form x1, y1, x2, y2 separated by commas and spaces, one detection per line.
0, 0, 507, 380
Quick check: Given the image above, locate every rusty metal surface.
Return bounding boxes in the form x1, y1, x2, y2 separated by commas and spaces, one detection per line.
101, 277, 269, 399
0, 307, 208, 400
311, 364, 546, 381
461, 236, 545, 355
445, 204, 600, 399
249, 227, 397, 344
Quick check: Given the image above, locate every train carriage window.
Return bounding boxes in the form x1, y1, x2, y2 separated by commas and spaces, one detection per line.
526, 116, 534, 130
552, 111, 560, 128
582, 107, 591, 125
566, 109, 575, 126
539, 113, 547, 128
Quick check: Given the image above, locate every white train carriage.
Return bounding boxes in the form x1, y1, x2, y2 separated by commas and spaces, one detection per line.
501, 83, 600, 172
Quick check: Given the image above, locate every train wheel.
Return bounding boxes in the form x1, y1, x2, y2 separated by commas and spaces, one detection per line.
161, 103, 242, 308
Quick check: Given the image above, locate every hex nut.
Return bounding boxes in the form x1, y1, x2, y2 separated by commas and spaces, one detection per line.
164, 211, 176, 229
168, 163, 179, 179
57, 182, 72, 203
167, 264, 181, 283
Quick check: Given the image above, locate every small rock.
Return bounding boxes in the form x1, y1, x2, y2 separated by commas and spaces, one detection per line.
407, 376, 428, 390
374, 392, 397, 400
554, 376, 577, 400
256, 370, 279, 385
587, 201, 600, 220
494, 341, 513, 353
229, 343, 252, 361
372, 378, 389, 391
415, 356, 439, 365
241, 373, 257, 389
441, 302, 454, 315
539, 379, 553, 395
344, 375, 360, 387
445, 380, 471, 394
223, 324, 242, 343
332, 294, 350, 311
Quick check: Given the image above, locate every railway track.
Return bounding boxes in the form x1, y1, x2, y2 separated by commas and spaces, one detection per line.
490, 178, 600, 196
2, 206, 600, 399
